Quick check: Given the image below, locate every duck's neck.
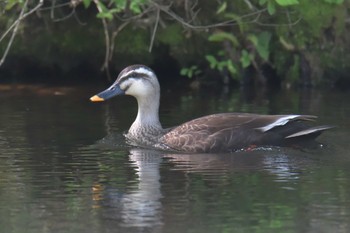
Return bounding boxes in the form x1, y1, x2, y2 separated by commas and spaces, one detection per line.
129, 94, 163, 135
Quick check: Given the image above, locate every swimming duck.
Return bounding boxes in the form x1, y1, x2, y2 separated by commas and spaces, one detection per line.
90, 65, 332, 153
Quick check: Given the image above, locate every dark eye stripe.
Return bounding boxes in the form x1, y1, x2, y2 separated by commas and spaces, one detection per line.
123, 84, 131, 92
118, 72, 149, 84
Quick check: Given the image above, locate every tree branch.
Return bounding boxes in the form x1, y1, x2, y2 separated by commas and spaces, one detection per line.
0, 0, 44, 44
150, 1, 268, 30
109, 21, 129, 61
93, 0, 111, 81
0, 0, 44, 67
148, 7, 160, 52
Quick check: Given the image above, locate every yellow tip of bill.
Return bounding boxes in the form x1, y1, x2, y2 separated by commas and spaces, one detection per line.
90, 95, 105, 102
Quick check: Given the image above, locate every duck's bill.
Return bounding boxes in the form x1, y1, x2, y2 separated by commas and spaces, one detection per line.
90, 84, 125, 102
90, 95, 105, 102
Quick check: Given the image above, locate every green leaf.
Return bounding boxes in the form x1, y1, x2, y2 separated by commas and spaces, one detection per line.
205, 55, 218, 69
112, 0, 127, 8
267, 0, 276, 15
256, 31, 271, 61
259, 0, 268, 5
216, 2, 227, 14
180, 68, 188, 76
250, 32, 271, 61
275, 0, 299, 6
226, 60, 237, 75
217, 61, 226, 71
109, 8, 122, 14
130, 0, 142, 14
97, 12, 113, 20
180, 66, 201, 78
247, 34, 258, 47
240, 50, 252, 68
82, 0, 92, 8
96, 1, 109, 12
208, 32, 239, 47
96, 1, 122, 19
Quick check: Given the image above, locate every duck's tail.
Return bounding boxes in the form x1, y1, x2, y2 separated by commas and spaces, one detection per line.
285, 125, 335, 139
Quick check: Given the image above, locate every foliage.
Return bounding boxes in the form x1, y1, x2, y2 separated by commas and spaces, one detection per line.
3, 0, 25, 10
206, 53, 237, 78
82, 0, 147, 19
271, 0, 347, 84
0, 0, 349, 86
203, 29, 272, 80
180, 65, 201, 79
198, 0, 347, 85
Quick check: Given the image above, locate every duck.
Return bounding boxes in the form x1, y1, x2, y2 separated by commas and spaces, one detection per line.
90, 64, 333, 153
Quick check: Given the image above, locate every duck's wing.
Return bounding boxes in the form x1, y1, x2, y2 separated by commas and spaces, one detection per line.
159, 113, 330, 153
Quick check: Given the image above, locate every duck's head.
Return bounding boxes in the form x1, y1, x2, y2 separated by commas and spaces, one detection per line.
90, 65, 160, 102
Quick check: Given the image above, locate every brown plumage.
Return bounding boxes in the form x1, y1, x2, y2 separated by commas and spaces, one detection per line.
90, 65, 333, 153
157, 113, 332, 152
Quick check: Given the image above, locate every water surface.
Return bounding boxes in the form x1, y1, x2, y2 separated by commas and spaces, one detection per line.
0, 85, 349, 233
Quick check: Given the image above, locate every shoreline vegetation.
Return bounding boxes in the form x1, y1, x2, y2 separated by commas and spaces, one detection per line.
0, 0, 349, 89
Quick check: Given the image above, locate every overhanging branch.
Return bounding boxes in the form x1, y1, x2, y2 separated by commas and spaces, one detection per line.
0, 0, 44, 67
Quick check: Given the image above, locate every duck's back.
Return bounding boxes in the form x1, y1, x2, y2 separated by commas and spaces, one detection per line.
158, 113, 332, 153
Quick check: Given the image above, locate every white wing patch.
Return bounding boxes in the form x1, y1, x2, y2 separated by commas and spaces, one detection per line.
256, 115, 301, 132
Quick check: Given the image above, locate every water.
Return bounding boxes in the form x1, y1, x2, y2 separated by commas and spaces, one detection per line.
0, 85, 350, 233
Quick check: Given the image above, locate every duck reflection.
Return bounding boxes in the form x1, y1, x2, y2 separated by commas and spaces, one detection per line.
92, 148, 164, 230
121, 149, 163, 228
93, 136, 317, 230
